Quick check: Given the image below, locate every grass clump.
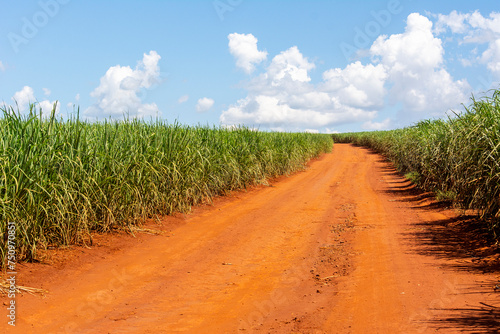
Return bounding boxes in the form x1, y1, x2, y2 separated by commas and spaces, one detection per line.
435, 190, 457, 202
404, 172, 421, 185
0, 104, 333, 266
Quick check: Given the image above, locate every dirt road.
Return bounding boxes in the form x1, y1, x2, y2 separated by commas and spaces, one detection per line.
4, 144, 499, 333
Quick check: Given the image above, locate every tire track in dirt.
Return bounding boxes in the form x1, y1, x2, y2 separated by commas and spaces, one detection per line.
3, 144, 499, 333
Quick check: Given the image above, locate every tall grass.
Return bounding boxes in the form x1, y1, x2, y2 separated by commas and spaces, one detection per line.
333, 89, 500, 238
0, 104, 333, 266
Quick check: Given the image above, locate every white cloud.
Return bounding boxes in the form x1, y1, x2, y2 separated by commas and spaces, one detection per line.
85, 51, 161, 119
196, 97, 215, 112
434, 11, 500, 78
178, 95, 189, 104
372, 13, 444, 72
0, 61, 4, 71
12, 86, 59, 115
222, 43, 379, 130
267, 46, 315, 83
222, 14, 477, 132
371, 13, 469, 116
321, 61, 387, 108
39, 100, 58, 115
12, 86, 35, 111
468, 11, 500, 35
435, 10, 471, 34
221, 92, 376, 130
228, 33, 267, 74
481, 39, 500, 76
43, 88, 51, 96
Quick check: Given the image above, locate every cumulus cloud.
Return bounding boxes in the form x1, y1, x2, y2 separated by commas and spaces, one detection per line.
222, 14, 480, 132
467, 11, 500, 39
372, 14, 444, 71
481, 39, 500, 75
12, 86, 35, 111
85, 51, 161, 119
220, 34, 392, 130
220, 95, 376, 129
370, 13, 469, 116
321, 61, 387, 108
12, 86, 59, 115
38, 100, 59, 115
267, 46, 315, 83
221, 46, 378, 130
435, 11, 500, 78
196, 97, 215, 112
434, 10, 471, 34
228, 33, 267, 74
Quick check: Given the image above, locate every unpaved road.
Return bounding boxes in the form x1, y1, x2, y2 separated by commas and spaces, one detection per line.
3, 144, 499, 333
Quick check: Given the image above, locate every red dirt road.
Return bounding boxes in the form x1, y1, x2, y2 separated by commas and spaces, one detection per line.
3, 144, 499, 333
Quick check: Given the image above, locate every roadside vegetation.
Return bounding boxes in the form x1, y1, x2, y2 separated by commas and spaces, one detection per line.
0, 104, 333, 266
332, 89, 500, 240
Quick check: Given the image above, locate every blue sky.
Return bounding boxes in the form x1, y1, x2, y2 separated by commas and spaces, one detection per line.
1, 1, 499, 132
